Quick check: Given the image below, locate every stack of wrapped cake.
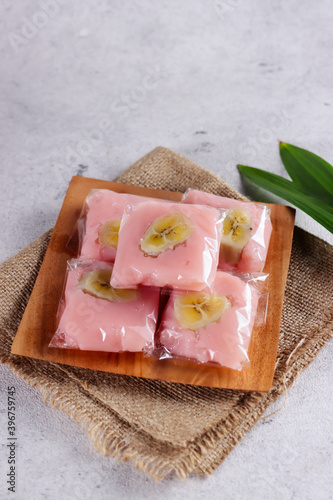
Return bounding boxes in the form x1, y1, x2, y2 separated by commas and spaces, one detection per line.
49, 189, 272, 371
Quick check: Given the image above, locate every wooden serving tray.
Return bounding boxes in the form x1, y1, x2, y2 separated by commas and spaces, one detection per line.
11, 176, 295, 391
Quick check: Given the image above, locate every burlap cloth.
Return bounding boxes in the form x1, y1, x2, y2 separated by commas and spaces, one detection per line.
1, 147, 332, 480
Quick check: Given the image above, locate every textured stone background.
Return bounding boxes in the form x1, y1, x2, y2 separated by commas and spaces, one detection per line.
0, 1, 332, 499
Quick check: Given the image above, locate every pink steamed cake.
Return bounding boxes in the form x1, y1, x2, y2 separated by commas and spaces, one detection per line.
110, 200, 222, 291
49, 260, 160, 352
159, 271, 259, 370
182, 189, 272, 272
79, 189, 150, 262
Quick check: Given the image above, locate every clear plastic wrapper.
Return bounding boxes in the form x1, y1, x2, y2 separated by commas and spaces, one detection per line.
49, 259, 160, 353
156, 271, 269, 370
182, 189, 272, 273
77, 189, 151, 262
110, 199, 223, 291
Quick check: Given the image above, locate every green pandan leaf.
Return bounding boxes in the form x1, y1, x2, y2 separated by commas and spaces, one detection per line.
279, 142, 333, 197
237, 165, 333, 233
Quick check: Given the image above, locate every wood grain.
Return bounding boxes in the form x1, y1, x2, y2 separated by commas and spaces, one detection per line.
11, 176, 295, 391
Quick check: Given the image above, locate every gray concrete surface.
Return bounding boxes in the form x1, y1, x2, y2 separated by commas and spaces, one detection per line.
0, 1, 332, 499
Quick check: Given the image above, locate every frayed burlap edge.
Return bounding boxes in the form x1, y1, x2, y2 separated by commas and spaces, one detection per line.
1, 147, 332, 481
2, 308, 332, 480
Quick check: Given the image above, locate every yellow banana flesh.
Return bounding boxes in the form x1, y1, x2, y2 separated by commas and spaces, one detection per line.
174, 292, 231, 330
220, 208, 252, 265
140, 212, 193, 257
98, 220, 121, 249
78, 269, 139, 302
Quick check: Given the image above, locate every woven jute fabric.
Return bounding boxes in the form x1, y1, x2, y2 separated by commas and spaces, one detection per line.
1, 147, 332, 480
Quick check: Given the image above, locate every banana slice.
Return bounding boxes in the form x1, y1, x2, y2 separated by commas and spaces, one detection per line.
220, 208, 252, 265
98, 220, 121, 249
78, 269, 139, 302
174, 292, 231, 330
140, 212, 193, 257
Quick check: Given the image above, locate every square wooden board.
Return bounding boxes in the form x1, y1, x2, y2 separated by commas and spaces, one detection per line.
11, 176, 295, 391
